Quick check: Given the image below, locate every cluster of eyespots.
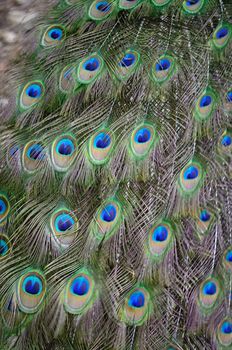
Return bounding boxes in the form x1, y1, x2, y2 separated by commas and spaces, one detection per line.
20, 81, 44, 110
88, 1, 114, 20
64, 270, 97, 314
88, 130, 113, 165
50, 208, 78, 248
0, 235, 10, 257
17, 271, 46, 314
152, 54, 175, 84
179, 161, 203, 196
51, 135, 77, 172
0, 194, 10, 223
77, 54, 104, 84
212, 23, 232, 50
130, 123, 156, 159
198, 278, 221, 314
121, 287, 151, 326
217, 318, 232, 347
148, 221, 173, 260
41, 25, 65, 47
94, 200, 122, 240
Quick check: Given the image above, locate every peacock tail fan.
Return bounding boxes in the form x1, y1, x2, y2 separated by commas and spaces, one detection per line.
0, 0, 232, 348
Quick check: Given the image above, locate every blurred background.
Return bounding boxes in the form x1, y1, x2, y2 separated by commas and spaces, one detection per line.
0, 0, 44, 111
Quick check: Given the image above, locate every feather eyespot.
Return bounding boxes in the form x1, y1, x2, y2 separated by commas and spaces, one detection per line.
59, 65, 76, 93
212, 23, 232, 50
77, 54, 104, 84
195, 208, 214, 236
223, 247, 232, 274
50, 208, 78, 248
121, 287, 152, 326
115, 50, 140, 80
64, 270, 97, 315
218, 131, 232, 156
88, 129, 113, 165
16, 271, 46, 314
152, 0, 173, 7
223, 90, 232, 112
22, 141, 46, 173
41, 25, 65, 47
194, 89, 217, 121
178, 161, 204, 196
94, 200, 122, 240
130, 123, 156, 159
182, 0, 204, 14
88, 1, 114, 21
147, 221, 173, 260
51, 134, 77, 172
0, 194, 10, 223
19, 81, 44, 110
227, 91, 232, 103
217, 318, 232, 347
119, 0, 141, 9
0, 235, 10, 258
152, 55, 176, 84
198, 278, 221, 314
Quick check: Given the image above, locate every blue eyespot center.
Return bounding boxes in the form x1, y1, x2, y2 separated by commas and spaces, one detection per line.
216, 27, 229, 39
203, 281, 217, 295
152, 225, 168, 242
94, 132, 111, 149
200, 95, 212, 107
27, 144, 45, 160
120, 53, 136, 68
183, 165, 199, 180
56, 139, 75, 156
186, 0, 200, 5
55, 213, 75, 232
226, 250, 232, 262
0, 199, 7, 215
26, 84, 42, 99
128, 290, 145, 308
23, 275, 43, 295
200, 210, 211, 222
71, 276, 90, 296
227, 91, 232, 102
83, 57, 100, 72
155, 58, 171, 72
221, 135, 231, 147
134, 128, 151, 144
96, 1, 111, 12
100, 204, 117, 222
48, 28, 63, 40
0, 239, 8, 256
221, 321, 232, 334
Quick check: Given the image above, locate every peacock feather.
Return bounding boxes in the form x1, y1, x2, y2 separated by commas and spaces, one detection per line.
0, 0, 232, 349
